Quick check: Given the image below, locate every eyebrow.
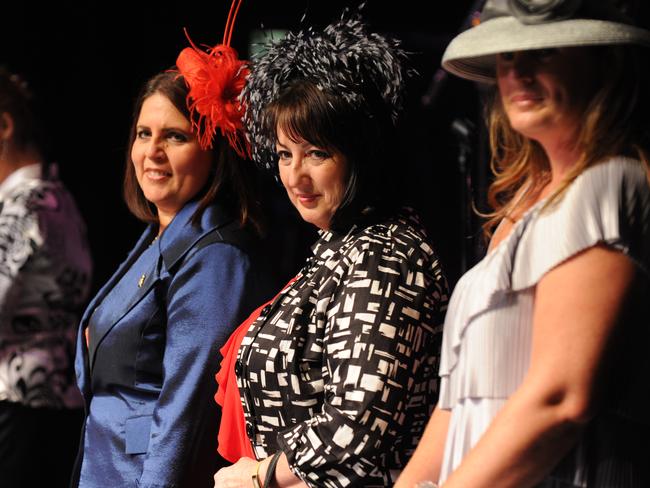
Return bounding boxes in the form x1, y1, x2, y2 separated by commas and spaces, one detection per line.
276, 140, 320, 150
135, 124, 190, 133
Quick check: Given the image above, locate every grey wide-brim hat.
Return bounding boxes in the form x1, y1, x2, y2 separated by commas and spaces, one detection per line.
442, 0, 650, 83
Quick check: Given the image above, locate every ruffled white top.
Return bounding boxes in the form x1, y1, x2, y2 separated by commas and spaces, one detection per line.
438, 158, 650, 486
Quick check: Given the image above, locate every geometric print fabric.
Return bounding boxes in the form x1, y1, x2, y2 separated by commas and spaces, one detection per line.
236, 208, 449, 487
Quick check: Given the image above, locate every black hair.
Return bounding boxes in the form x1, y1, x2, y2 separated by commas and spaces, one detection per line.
264, 80, 403, 231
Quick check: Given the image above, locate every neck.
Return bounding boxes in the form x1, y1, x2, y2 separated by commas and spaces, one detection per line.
0, 147, 42, 185
536, 131, 583, 192
157, 210, 174, 235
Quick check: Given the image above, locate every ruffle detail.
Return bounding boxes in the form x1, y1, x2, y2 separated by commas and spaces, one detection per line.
439, 158, 650, 407
511, 158, 649, 290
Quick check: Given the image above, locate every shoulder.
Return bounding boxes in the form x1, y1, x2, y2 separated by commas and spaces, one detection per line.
543, 157, 649, 236
0, 179, 56, 239
197, 219, 258, 257
349, 208, 436, 259
2, 178, 58, 213
581, 157, 646, 185
561, 157, 648, 210
161, 200, 258, 272
183, 238, 252, 269
511, 158, 650, 289
338, 208, 442, 277
0, 181, 56, 274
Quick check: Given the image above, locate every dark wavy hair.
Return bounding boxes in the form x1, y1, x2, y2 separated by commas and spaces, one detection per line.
123, 70, 261, 232
0, 67, 42, 154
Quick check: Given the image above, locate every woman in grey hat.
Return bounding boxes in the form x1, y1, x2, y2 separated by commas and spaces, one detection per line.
396, 1, 650, 487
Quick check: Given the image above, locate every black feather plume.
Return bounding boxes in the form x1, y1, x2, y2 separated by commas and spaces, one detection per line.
242, 8, 408, 173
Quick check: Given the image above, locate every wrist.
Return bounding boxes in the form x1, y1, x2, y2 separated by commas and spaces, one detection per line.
260, 451, 282, 488
252, 460, 264, 488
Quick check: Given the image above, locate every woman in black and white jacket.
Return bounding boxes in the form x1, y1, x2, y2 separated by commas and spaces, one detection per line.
214, 12, 449, 488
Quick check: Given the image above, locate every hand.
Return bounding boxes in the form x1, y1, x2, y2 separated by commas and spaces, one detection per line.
214, 457, 258, 488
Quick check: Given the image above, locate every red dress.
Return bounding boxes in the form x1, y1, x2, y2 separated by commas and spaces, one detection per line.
215, 278, 296, 462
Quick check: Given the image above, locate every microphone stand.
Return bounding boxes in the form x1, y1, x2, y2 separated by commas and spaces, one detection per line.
422, 0, 487, 273
421, 0, 486, 108
451, 117, 476, 274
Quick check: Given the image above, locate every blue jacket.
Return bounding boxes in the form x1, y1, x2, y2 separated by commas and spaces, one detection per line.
74, 199, 268, 488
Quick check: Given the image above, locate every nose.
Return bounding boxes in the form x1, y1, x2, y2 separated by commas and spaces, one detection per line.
144, 137, 166, 161
285, 155, 310, 188
511, 52, 535, 81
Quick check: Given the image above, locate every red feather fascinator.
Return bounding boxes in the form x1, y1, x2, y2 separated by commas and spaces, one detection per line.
175, 0, 250, 158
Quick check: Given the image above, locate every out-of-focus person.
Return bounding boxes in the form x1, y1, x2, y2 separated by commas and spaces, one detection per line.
396, 1, 650, 487
0, 66, 92, 487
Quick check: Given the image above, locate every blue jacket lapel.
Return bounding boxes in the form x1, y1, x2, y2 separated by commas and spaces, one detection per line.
159, 199, 236, 271
76, 226, 155, 398
87, 255, 161, 371
79, 199, 237, 392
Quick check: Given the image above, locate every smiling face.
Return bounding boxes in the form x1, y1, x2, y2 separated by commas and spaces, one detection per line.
276, 127, 348, 230
496, 47, 598, 145
131, 92, 213, 228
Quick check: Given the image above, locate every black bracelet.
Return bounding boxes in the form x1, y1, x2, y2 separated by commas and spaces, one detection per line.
263, 451, 282, 488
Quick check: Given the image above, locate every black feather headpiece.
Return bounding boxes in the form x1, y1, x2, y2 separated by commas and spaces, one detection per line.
242, 9, 408, 172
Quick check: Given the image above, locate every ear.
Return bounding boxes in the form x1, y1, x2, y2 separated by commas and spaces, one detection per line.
0, 112, 14, 142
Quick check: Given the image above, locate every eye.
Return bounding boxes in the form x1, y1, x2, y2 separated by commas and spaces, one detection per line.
534, 48, 558, 60
166, 131, 189, 143
136, 128, 151, 139
306, 149, 331, 162
498, 52, 515, 62
276, 150, 292, 164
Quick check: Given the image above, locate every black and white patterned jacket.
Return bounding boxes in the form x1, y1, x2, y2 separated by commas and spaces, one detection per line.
0, 164, 91, 409
236, 208, 449, 487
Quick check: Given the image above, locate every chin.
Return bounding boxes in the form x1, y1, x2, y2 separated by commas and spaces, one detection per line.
298, 213, 326, 230
302, 216, 323, 229
509, 113, 555, 138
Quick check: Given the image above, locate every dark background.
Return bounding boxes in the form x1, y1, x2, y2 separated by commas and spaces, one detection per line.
2, 0, 494, 294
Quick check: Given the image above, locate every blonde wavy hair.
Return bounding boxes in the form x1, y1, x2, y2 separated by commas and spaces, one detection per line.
482, 45, 650, 237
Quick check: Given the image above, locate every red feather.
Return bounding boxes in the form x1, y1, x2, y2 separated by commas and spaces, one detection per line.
176, 40, 250, 158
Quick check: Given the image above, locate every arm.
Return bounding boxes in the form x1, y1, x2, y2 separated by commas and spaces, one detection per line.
441, 245, 636, 488
214, 453, 308, 488
0, 192, 39, 304
137, 243, 256, 488
394, 406, 451, 487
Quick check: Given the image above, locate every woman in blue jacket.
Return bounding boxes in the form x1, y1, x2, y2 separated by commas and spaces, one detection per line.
73, 47, 269, 487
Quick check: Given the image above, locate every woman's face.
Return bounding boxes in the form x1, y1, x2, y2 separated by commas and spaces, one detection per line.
496, 47, 598, 143
277, 127, 348, 230
131, 92, 213, 222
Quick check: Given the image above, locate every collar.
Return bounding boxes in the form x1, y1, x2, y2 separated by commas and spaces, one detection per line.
0, 163, 43, 200
310, 206, 421, 262
157, 198, 237, 271
310, 225, 357, 262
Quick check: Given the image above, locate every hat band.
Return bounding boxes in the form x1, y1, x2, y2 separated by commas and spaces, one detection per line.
481, 0, 632, 25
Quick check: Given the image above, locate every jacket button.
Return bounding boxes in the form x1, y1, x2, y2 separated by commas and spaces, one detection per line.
234, 359, 243, 375
261, 305, 271, 316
